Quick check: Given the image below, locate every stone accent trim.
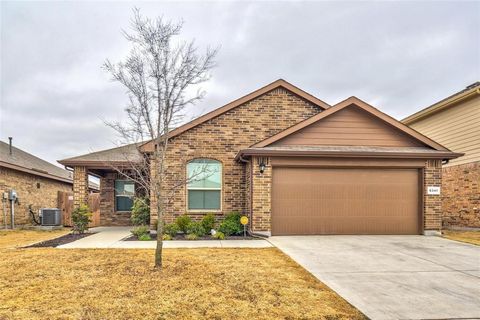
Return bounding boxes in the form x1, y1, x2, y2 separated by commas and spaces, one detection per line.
73, 166, 88, 207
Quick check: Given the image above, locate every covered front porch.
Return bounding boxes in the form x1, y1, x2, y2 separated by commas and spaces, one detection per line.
58, 144, 144, 227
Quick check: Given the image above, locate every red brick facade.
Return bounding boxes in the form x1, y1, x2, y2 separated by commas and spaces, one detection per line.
424, 160, 443, 231
442, 161, 480, 228
150, 88, 322, 224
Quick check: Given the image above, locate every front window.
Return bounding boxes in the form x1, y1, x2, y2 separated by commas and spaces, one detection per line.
187, 159, 222, 210
115, 180, 135, 211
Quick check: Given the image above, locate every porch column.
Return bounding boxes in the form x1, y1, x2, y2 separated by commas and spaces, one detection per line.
251, 156, 272, 235
73, 166, 89, 208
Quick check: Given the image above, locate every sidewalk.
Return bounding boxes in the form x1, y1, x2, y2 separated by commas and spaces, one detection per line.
57, 226, 272, 249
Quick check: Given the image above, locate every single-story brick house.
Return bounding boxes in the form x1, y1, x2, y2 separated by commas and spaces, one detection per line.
59, 80, 461, 235
403, 82, 479, 228
0, 139, 74, 226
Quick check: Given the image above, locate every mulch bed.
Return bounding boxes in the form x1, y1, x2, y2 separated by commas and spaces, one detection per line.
26, 233, 95, 248
125, 233, 257, 241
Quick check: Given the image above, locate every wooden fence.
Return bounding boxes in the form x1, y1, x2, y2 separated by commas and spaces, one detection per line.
57, 191, 100, 227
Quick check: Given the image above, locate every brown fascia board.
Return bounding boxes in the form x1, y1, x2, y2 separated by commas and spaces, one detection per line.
235, 148, 464, 161
252, 96, 451, 152
0, 161, 73, 184
139, 79, 331, 153
403, 85, 480, 125
58, 160, 139, 169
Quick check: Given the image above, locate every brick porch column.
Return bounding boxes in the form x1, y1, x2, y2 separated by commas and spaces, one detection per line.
251, 156, 271, 235
73, 166, 89, 208
424, 160, 442, 235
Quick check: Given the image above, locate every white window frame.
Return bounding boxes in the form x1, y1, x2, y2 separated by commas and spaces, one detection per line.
186, 159, 222, 212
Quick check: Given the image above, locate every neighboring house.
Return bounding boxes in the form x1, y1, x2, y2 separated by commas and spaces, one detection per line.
403, 82, 480, 228
59, 80, 461, 235
0, 139, 73, 226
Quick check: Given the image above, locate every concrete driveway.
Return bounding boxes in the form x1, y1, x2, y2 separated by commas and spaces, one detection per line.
269, 235, 480, 320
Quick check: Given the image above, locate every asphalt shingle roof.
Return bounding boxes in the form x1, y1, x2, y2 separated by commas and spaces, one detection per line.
0, 140, 73, 181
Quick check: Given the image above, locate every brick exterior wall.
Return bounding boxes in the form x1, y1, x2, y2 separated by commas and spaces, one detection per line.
251, 156, 271, 232
150, 88, 322, 225
99, 172, 132, 226
442, 161, 480, 228
424, 160, 442, 231
0, 167, 72, 226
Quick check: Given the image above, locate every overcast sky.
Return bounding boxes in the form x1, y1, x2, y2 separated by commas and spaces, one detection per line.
1, 1, 479, 165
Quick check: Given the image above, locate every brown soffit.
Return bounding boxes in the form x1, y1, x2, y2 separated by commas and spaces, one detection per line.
402, 83, 480, 125
251, 96, 451, 151
58, 160, 139, 169
139, 79, 331, 153
235, 148, 464, 160
0, 161, 73, 184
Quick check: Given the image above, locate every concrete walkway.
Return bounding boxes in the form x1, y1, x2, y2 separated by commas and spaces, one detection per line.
270, 235, 480, 320
57, 227, 272, 249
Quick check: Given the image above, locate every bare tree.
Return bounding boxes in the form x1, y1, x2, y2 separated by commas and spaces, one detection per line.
103, 8, 217, 268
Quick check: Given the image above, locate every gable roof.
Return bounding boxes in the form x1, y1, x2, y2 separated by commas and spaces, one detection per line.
140, 79, 330, 152
58, 143, 143, 167
403, 81, 480, 125
251, 96, 450, 151
0, 140, 73, 183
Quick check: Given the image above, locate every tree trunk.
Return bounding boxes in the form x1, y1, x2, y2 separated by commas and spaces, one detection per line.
154, 191, 164, 268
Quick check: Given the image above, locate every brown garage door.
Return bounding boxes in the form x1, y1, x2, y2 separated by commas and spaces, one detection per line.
271, 167, 420, 235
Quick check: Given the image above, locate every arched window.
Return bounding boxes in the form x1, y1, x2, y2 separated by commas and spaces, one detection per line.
187, 159, 222, 210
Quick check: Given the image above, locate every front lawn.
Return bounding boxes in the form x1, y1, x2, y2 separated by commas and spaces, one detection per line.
443, 229, 480, 246
0, 229, 69, 249
0, 232, 365, 320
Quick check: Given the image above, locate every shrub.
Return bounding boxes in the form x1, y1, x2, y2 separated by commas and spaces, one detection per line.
72, 204, 92, 234
185, 233, 198, 240
218, 212, 242, 236
138, 233, 151, 241
201, 213, 216, 232
211, 231, 225, 240
176, 215, 193, 234
130, 198, 150, 226
186, 221, 206, 237
162, 234, 172, 241
163, 223, 180, 238
131, 225, 149, 238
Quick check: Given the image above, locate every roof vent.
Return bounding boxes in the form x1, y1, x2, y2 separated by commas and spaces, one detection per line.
466, 81, 480, 90
8, 137, 12, 155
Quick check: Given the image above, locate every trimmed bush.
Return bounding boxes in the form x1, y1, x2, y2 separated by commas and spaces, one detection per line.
186, 221, 206, 237
130, 198, 150, 226
176, 215, 192, 234
131, 225, 149, 238
162, 234, 172, 241
211, 231, 225, 240
201, 213, 216, 232
164, 223, 180, 238
138, 233, 151, 241
72, 204, 92, 234
185, 233, 198, 240
218, 212, 242, 236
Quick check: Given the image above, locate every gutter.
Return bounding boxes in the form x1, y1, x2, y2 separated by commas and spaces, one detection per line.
235, 149, 464, 161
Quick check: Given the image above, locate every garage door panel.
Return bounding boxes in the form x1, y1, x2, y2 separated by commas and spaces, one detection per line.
272, 168, 420, 235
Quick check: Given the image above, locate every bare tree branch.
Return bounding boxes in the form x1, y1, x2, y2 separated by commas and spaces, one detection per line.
104, 8, 218, 269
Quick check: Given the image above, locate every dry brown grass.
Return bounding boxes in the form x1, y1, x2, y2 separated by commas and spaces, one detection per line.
443, 229, 480, 246
0, 229, 69, 249
0, 231, 365, 320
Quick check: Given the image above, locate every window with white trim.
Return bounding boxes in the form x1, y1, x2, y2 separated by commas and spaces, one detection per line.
187, 159, 222, 210
115, 180, 135, 211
